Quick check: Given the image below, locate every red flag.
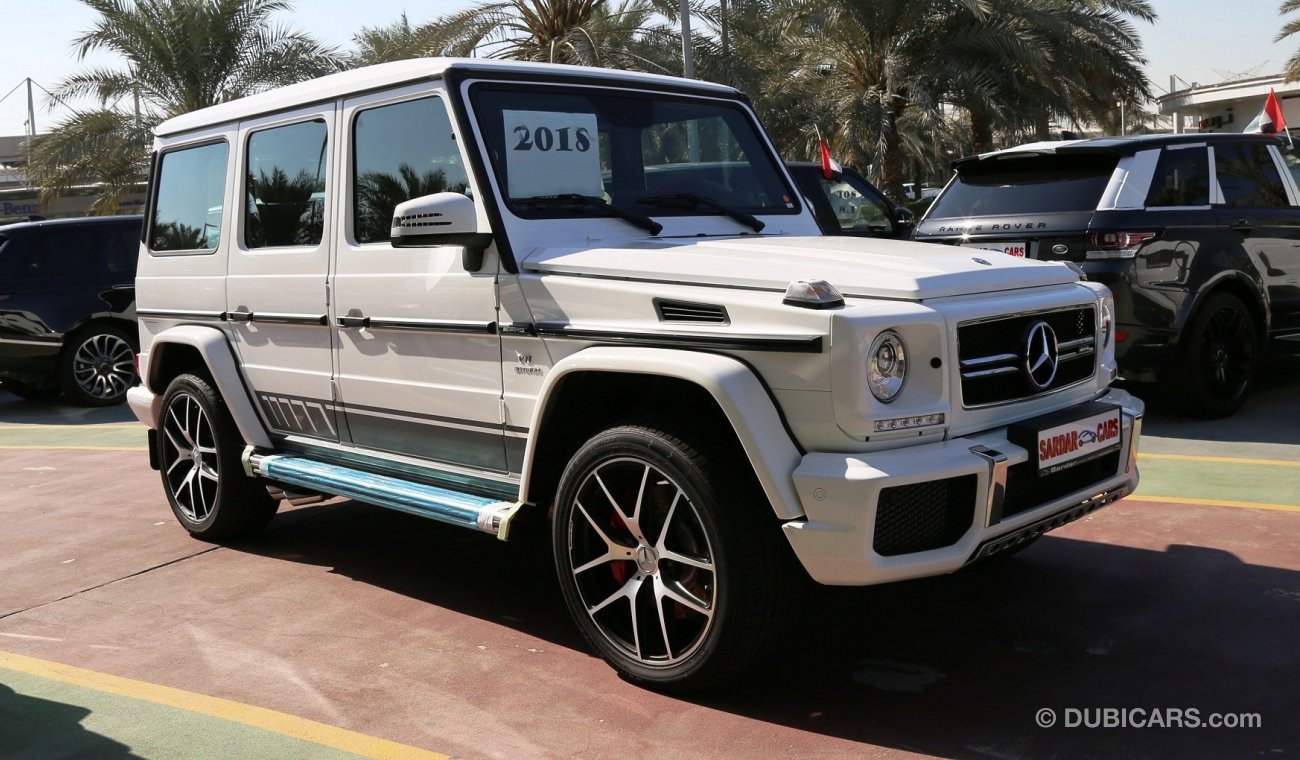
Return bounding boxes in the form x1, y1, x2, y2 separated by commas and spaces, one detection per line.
1246, 88, 1288, 136
819, 140, 842, 179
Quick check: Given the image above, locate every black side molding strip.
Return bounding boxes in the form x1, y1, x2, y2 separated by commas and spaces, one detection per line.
364, 318, 498, 335
514, 323, 823, 353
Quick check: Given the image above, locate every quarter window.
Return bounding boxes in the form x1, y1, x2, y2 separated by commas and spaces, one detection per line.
245, 120, 328, 248
1214, 142, 1289, 208
352, 97, 469, 244
1146, 147, 1209, 207
149, 141, 229, 252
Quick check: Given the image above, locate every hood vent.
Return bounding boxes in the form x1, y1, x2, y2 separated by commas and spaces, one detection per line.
655, 299, 730, 325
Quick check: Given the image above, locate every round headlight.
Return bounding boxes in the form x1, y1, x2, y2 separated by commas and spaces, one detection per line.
868, 330, 907, 403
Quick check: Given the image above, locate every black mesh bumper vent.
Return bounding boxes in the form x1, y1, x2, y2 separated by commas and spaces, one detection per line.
873, 475, 977, 557
1002, 450, 1122, 519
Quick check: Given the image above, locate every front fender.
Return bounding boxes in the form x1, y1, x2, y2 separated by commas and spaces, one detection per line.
520, 347, 807, 520
140, 324, 272, 448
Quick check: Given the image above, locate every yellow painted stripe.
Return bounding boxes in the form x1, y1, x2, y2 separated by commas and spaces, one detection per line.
0, 650, 447, 760
1138, 452, 1300, 468
0, 423, 144, 430
1128, 496, 1300, 514
0, 444, 146, 452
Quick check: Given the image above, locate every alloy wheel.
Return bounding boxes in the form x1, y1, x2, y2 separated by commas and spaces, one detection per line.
161, 392, 221, 523
71, 332, 136, 401
566, 457, 717, 667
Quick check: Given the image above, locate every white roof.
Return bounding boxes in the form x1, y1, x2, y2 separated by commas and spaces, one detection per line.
156, 58, 741, 137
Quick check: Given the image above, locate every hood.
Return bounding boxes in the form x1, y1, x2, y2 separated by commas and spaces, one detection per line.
519, 235, 1079, 301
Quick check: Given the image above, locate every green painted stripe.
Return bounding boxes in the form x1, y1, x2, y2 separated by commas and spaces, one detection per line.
1135, 456, 1300, 507
0, 426, 147, 450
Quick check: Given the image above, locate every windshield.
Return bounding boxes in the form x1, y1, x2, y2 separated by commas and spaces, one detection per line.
469, 83, 799, 222
929, 153, 1117, 218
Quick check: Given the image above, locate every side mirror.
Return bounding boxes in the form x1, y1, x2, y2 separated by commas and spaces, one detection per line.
391, 192, 494, 271
893, 206, 916, 228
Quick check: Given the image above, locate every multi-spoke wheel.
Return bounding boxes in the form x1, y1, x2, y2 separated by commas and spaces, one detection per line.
58, 324, 137, 406
1170, 294, 1257, 418
158, 374, 276, 539
553, 425, 796, 691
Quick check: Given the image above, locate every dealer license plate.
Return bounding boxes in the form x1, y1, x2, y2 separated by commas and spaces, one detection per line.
1010, 403, 1123, 475
962, 240, 1027, 257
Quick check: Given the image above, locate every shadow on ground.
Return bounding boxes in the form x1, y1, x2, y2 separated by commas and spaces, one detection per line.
232, 501, 1298, 758
0, 390, 137, 426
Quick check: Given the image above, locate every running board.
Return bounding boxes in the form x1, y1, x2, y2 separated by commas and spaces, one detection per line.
244, 451, 523, 540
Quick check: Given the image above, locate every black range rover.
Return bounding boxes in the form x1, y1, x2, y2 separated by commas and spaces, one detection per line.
914, 133, 1300, 417
0, 215, 143, 406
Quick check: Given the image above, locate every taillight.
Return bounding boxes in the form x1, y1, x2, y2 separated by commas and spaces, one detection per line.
1085, 231, 1156, 260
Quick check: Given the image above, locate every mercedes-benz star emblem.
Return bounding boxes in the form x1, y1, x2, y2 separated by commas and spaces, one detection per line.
1023, 320, 1059, 390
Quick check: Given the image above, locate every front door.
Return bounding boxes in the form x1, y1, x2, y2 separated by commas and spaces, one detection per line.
330, 84, 506, 472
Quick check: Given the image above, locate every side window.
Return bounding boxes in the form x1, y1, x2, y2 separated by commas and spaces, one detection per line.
23, 226, 96, 278
1146, 147, 1209, 207
352, 97, 469, 244
821, 176, 894, 233
104, 223, 141, 274
150, 141, 229, 252
245, 120, 328, 248
1277, 144, 1300, 194
1214, 142, 1288, 208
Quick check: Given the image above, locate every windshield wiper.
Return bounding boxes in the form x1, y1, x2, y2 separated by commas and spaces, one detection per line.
636, 193, 765, 233
513, 194, 662, 235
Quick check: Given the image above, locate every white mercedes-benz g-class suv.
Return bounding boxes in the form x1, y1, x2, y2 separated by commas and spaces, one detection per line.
129, 58, 1142, 690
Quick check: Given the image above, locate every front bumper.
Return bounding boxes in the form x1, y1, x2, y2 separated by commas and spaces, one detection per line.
782, 388, 1144, 585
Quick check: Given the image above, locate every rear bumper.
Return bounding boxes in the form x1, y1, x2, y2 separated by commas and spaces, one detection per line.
782, 388, 1143, 586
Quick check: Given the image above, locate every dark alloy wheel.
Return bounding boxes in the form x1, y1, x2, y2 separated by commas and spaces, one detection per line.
58, 324, 138, 406
158, 373, 276, 539
552, 425, 796, 691
1171, 294, 1258, 418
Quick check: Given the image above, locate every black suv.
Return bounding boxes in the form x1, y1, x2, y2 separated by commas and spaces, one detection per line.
786, 162, 915, 239
914, 133, 1300, 417
0, 215, 143, 405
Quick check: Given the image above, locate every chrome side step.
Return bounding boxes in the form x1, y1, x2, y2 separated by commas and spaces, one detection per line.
244, 450, 523, 540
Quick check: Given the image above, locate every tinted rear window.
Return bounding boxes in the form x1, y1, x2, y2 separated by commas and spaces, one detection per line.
929, 153, 1118, 217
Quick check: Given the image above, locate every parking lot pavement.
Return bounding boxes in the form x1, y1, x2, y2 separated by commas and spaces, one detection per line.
0, 364, 1297, 759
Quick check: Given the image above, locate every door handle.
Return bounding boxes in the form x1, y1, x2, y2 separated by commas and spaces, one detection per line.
226, 309, 253, 323
337, 314, 370, 328
1230, 218, 1253, 233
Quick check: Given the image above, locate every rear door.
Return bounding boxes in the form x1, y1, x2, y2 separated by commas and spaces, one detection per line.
226, 106, 339, 443
330, 83, 506, 472
1211, 140, 1300, 336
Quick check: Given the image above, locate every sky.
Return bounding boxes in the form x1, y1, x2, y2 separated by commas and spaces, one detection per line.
0, 0, 1294, 136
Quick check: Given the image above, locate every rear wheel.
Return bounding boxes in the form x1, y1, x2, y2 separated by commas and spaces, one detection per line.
552, 425, 794, 691
1170, 294, 1258, 418
158, 373, 276, 539
58, 324, 138, 406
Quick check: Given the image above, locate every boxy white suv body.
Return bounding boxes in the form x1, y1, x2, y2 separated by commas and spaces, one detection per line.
129, 58, 1142, 689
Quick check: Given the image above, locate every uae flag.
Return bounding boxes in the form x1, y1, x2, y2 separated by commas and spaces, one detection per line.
1245, 88, 1288, 136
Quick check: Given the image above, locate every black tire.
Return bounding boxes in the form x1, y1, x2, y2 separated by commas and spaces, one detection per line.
58, 323, 138, 406
2, 378, 61, 401
1168, 294, 1258, 418
551, 425, 796, 692
158, 373, 277, 540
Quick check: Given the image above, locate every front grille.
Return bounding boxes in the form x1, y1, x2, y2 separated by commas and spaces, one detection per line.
958, 306, 1096, 407
1002, 450, 1121, 519
873, 475, 977, 556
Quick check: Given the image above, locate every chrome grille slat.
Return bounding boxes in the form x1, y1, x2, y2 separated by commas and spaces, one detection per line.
956, 306, 1097, 407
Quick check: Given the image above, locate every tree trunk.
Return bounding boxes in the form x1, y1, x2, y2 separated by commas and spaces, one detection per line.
879, 100, 908, 203
970, 107, 994, 155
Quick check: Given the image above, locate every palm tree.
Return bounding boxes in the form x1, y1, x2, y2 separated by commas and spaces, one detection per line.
30, 0, 340, 212
1278, 0, 1300, 81
352, 1, 680, 72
